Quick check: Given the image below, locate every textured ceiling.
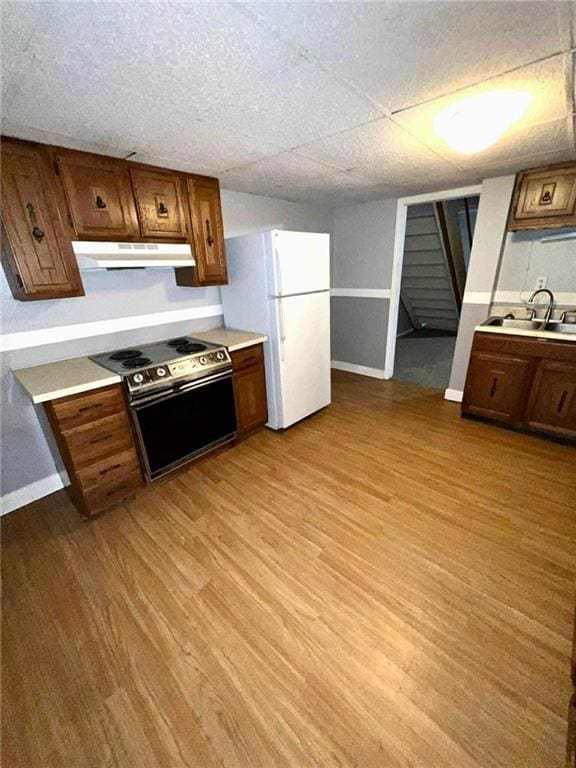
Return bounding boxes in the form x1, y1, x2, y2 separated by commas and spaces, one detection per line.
1, 1, 575, 205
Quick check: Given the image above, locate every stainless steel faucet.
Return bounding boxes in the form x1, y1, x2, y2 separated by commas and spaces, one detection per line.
527, 288, 555, 326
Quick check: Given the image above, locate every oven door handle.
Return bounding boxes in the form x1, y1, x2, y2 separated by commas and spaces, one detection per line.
131, 369, 233, 409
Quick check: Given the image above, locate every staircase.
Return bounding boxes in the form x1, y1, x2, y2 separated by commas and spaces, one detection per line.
401, 203, 460, 332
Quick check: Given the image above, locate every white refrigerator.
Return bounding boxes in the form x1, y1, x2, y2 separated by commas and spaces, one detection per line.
220, 230, 331, 430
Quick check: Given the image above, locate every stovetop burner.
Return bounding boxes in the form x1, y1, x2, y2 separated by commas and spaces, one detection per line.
109, 349, 143, 361
122, 357, 152, 369
90, 336, 231, 388
174, 342, 207, 355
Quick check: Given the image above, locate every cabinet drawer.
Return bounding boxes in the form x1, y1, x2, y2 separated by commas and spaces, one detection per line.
51, 385, 125, 430
81, 470, 142, 514
231, 344, 264, 373
63, 412, 134, 468
76, 449, 141, 491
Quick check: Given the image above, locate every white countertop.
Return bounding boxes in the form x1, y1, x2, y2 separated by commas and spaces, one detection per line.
475, 325, 576, 343
14, 328, 267, 405
14, 357, 121, 404
192, 328, 268, 352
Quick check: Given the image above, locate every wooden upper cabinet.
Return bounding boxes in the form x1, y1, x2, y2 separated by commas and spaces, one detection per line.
508, 162, 576, 231
54, 151, 139, 240
129, 168, 189, 240
525, 360, 576, 439
0, 140, 84, 300
177, 176, 227, 286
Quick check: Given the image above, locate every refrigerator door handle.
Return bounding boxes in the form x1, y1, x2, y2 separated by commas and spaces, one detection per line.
278, 298, 286, 361
274, 248, 283, 296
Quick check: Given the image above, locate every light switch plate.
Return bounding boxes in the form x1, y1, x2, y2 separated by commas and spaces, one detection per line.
535, 276, 547, 289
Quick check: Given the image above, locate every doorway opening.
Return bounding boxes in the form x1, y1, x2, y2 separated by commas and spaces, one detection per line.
392, 195, 479, 390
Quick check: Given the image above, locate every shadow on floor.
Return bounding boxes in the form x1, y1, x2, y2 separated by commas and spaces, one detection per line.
394, 329, 457, 390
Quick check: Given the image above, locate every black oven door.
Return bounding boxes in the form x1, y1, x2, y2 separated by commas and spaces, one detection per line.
131, 371, 237, 480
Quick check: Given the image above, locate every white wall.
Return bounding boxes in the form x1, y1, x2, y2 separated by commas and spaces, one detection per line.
493, 228, 576, 306
221, 189, 334, 238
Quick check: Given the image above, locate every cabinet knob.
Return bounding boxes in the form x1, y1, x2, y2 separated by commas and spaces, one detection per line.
490, 377, 498, 397
557, 390, 568, 413
205, 218, 215, 246
25, 203, 45, 242
31, 225, 45, 242
95, 195, 107, 209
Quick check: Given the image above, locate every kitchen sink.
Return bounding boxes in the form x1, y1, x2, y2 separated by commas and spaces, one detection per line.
548, 322, 576, 335
483, 317, 576, 335
483, 317, 544, 330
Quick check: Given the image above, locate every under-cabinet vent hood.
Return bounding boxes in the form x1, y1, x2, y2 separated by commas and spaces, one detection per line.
73, 241, 195, 269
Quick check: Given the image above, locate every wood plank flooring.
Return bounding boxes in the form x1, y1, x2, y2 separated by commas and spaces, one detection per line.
2, 372, 575, 768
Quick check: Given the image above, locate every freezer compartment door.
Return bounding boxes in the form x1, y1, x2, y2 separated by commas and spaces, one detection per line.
269, 231, 330, 297
268, 291, 331, 429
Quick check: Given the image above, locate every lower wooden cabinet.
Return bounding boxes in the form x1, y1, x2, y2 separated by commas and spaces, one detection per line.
526, 360, 576, 439
464, 352, 533, 423
230, 344, 268, 438
45, 384, 144, 517
462, 332, 576, 442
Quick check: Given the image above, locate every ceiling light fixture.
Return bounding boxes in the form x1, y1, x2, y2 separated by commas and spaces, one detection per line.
433, 90, 532, 154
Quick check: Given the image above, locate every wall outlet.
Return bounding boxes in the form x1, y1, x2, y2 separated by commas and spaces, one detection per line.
535, 276, 547, 290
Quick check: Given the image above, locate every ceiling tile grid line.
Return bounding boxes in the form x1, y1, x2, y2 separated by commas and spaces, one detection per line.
390, 50, 574, 117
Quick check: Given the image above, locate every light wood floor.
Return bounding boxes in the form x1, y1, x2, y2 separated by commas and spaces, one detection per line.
3, 373, 575, 768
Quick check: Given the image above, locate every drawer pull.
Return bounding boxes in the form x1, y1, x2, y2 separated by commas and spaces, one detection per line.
106, 484, 127, 497
99, 463, 121, 477
490, 376, 498, 398
78, 403, 103, 413
89, 434, 113, 445
557, 390, 568, 413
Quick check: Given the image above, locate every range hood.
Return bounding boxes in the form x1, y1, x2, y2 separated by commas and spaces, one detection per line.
73, 241, 195, 269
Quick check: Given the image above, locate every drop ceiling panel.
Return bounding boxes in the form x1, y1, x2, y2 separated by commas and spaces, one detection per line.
394, 55, 571, 166
293, 118, 459, 183
246, 1, 572, 111
3, 1, 381, 152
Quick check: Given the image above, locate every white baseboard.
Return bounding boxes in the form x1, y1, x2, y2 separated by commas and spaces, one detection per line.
1, 471, 68, 516
444, 388, 463, 402
331, 360, 386, 379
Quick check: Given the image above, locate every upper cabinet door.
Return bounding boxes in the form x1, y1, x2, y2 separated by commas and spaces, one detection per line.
508, 162, 576, 231
55, 152, 139, 240
1, 141, 84, 300
187, 176, 227, 285
130, 168, 189, 240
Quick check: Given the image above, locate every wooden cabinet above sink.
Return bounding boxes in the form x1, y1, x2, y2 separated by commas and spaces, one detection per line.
508, 161, 576, 231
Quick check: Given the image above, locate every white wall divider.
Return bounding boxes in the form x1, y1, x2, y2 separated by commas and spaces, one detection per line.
1, 304, 224, 352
